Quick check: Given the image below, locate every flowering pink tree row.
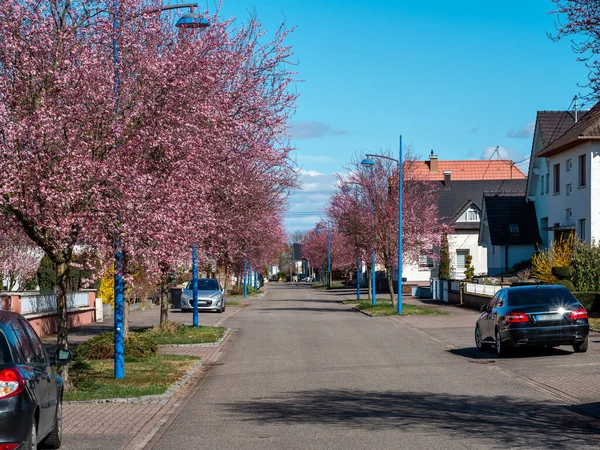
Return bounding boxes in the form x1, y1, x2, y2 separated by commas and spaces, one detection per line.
300, 222, 356, 278
327, 150, 451, 305
0, 0, 297, 376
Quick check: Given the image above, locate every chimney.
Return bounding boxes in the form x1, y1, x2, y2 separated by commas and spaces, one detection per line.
429, 150, 438, 173
443, 170, 452, 189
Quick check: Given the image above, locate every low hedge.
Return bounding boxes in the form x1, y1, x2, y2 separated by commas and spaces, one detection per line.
73, 332, 158, 360
572, 292, 600, 314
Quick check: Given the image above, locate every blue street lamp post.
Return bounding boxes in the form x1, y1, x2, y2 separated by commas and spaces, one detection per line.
112, 2, 209, 379
316, 222, 331, 289
361, 135, 403, 315
192, 244, 199, 327
360, 158, 377, 305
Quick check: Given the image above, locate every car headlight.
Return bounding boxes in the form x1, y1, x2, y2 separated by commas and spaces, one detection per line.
182, 293, 192, 300
210, 292, 221, 299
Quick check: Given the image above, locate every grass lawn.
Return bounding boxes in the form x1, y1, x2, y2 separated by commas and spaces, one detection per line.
225, 300, 243, 307
228, 289, 262, 298
64, 354, 199, 402
354, 301, 448, 317
140, 324, 226, 345
589, 318, 600, 332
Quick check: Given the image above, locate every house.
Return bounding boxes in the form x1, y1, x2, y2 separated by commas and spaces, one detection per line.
525, 110, 587, 249
530, 103, 600, 245
403, 166, 527, 282
479, 193, 540, 276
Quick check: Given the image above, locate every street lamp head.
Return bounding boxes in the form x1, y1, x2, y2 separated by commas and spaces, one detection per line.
341, 184, 351, 193
315, 228, 323, 234
361, 158, 375, 167
176, 13, 210, 29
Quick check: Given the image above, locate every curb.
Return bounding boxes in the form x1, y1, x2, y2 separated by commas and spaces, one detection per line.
65, 328, 232, 405
351, 306, 373, 317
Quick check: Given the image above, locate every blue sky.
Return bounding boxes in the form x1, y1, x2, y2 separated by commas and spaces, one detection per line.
218, 0, 589, 233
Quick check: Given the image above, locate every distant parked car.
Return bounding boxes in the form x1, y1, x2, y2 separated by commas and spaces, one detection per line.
298, 273, 308, 282
181, 278, 225, 313
475, 285, 590, 355
0, 310, 71, 449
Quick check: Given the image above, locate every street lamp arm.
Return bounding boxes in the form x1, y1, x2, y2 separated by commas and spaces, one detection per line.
365, 154, 399, 165
129, 2, 198, 19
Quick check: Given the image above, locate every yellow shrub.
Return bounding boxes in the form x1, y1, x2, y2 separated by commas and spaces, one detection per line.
98, 264, 115, 306
531, 234, 575, 283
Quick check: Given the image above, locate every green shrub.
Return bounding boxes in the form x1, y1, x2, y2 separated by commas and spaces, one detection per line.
464, 255, 475, 281
572, 241, 600, 292
512, 259, 532, 273
74, 332, 158, 360
572, 292, 600, 313
552, 266, 573, 280
556, 280, 575, 291
438, 234, 450, 280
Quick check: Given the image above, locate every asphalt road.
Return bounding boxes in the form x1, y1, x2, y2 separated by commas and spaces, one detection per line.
150, 283, 600, 450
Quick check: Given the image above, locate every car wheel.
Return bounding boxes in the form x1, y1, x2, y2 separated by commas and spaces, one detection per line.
495, 328, 507, 356
41, 399, 62, 449
475, 325, 488, 351
24, 419, 37, 450
573, 338, 588, 353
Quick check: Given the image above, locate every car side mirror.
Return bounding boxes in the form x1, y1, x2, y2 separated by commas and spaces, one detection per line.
55, 349, 72, 365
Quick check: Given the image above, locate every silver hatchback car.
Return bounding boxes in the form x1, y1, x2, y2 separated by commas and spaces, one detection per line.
181, 278, 225, 313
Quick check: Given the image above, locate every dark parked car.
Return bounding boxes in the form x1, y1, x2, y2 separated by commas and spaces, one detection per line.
0, 311, 71, 449
475, 285, 589, 355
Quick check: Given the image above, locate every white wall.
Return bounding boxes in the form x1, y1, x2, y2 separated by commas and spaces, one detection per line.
590, 142, 600, 243
448, 231, 488, 279
546, 141, 594, 243
487, 245, 537, 276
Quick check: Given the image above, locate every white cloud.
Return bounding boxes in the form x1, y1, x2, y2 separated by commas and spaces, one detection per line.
507, 122, 535, 139
298, 169, 326, 177
289, 121, 350, 140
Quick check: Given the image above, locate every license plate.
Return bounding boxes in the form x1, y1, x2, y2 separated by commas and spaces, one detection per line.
535, 313, 562, 321
200, 301, 209, 306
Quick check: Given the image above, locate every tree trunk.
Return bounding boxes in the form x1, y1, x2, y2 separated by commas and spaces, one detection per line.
223, 266, 229, 299
159, 280, 169, 326
55, 261, 71, 389
386, 267, 397, 307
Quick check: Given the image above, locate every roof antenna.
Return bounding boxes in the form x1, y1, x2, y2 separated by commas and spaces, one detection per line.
574, 95, 578, 123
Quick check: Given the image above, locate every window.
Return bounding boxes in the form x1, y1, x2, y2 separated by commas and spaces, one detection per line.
11, 321, 35, 364
580, 219, 586, 241
579, 154, 587, 187
546, 174, 550, 193
566, 159, 572, 171
566, 208, 572, 221
540, 175, 545, 195
566, 184, 572, 196
456, 250, 469, 270
509, 224, 519, 233
19, 319, 47, 364
553, 164, 560, 194
458, 206, 480, 222
418, 255, 434, 269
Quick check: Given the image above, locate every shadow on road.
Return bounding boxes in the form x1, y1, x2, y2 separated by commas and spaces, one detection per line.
450, 346, 575, 360
259, 307, 354, 314
221, 389, 600, 448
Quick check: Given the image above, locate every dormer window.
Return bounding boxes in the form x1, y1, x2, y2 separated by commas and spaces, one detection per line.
509, 224, 519, 234
459, 205, 481, 222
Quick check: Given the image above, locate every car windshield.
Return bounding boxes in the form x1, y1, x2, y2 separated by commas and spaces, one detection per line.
186, 279, 219, 291
0, 332, 11, 364
508, 288, 577, 307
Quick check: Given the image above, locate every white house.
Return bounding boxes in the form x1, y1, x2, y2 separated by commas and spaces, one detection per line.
403, 167, 527, 282
532, 104, 600, 244
525, 110, 585, 249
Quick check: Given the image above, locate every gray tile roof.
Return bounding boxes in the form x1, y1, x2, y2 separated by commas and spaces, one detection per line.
483, 194, 540, 246
434, 179, 528, 230
536, 106, 598, 157
536, 111, 585, 148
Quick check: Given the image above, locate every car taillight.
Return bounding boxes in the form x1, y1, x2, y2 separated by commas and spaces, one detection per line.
506, 312, 529, 323
0, 368, 24, 399
0, 444, 19, 450
570, 307, 588, 320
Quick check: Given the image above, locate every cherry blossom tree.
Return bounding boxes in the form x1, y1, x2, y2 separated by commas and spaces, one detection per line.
550, 0, 600, 99
328, 150, 451, 306
0, 220, 42, 291
0, 0, 298, 385
301, 222, 355, 283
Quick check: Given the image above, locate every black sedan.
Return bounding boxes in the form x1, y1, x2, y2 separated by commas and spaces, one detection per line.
0, 311, 71, 449
475, 285, 590, 356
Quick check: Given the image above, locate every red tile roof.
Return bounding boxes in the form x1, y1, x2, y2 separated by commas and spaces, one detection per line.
407, 160, 527, 181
